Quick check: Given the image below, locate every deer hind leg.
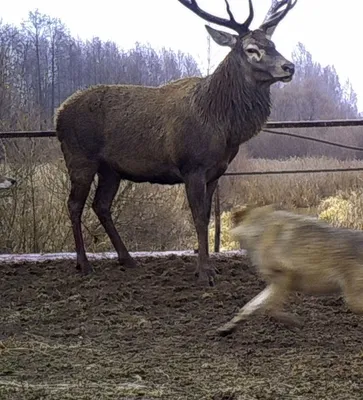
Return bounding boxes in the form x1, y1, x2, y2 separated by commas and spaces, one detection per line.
67, 162, 98, 275
217, 278, 300, 336
92, 163, 136, 268
184, 173, 217, 286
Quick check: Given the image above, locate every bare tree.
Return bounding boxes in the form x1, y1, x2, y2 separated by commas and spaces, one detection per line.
55, 0, 297, 286
22, 10, 49, 129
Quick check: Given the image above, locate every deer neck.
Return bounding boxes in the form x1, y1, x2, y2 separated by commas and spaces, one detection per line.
193, 54, 272, 145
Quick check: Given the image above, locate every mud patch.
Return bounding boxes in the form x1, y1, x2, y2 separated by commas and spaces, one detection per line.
1, 254, 363, 399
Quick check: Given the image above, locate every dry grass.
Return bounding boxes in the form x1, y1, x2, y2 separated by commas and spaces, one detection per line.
222, 156, 363, 209
317, 190, 363, 229
208, 211, 241, 251
1, 144, 363, 254
0, 158, 194, 253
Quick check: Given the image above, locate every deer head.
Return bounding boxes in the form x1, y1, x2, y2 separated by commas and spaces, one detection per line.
178, 0, 297, 84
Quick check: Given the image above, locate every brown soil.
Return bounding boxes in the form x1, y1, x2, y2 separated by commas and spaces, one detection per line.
1, 254, 363, 399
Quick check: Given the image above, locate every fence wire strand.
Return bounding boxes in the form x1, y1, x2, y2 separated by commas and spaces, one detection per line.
2, 121, 363, 176
224, 167, 363, 176
262, 129, 363, 152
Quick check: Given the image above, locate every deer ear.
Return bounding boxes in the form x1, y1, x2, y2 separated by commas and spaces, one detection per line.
205, 25, 237, 47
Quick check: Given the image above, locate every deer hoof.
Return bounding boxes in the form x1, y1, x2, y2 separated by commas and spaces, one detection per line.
76, 262, 93, 275
196, 266, 217, 287
119, 257, 137, 269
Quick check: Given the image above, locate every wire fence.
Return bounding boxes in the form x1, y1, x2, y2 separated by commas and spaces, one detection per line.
2, 118, 363, 253
2, 119, 363, 176
2, 118, 363, 139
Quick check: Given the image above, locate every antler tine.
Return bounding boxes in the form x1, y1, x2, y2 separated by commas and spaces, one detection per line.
243, 0, 254, 29
224, 0, 254, 31
178, 0, 254, 36
262, 0, 297, 30
262, 0, 285, 24
259, 0, 297, 38
224, 0, 236, 23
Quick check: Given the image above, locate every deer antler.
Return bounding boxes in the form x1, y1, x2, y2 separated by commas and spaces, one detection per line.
178, 0, 254, 36
259, 0, 297, 38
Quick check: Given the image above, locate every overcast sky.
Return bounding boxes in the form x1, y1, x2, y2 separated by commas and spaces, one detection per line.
3, 0, 363, 111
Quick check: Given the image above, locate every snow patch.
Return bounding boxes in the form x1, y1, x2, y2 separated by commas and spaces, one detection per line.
0, 250, 248, 264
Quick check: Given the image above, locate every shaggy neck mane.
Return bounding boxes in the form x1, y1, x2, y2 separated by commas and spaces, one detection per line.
193, 52, 272, 145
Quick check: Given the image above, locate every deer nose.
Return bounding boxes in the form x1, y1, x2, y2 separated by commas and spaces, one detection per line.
9, 178, 17, 185
282, 62, 295, 75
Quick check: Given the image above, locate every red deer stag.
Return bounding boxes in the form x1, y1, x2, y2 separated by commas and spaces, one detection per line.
0, 176, 16, 189
55, 0, 297, 286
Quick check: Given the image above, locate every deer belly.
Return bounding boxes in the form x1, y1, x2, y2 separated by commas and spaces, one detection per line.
109, 158, 183, 185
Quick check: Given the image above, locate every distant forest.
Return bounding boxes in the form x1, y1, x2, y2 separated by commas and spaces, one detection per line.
0, 10, 361, 160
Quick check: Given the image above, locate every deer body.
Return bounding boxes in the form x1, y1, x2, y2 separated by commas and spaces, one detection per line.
58, 60, 271, 184
56, 0, 297, 285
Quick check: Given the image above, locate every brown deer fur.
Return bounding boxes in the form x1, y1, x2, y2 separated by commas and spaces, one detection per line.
55, 0, 297, 285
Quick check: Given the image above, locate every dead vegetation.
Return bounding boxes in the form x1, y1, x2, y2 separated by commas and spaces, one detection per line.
1, 141, 363, 255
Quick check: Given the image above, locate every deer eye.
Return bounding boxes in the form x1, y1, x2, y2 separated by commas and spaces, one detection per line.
246, 47, 261, 57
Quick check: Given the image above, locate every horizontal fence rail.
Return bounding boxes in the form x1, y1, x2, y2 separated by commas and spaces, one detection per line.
2, 118, 363, 139
265, 119, 363, 128
224, 167, 363, 176
2, 119, 363, 177
0, 131, 57, 139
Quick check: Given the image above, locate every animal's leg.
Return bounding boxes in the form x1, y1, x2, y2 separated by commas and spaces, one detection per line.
217, 285, 278, 335
269, 310, 303, 328
184, 173, 216, 286
92, 165, 136, 268
342, 280, 363, 314
193, 180, 219, 269
206, 180, 219, 223
68, 166, 98, 275
217, 280, 299, 336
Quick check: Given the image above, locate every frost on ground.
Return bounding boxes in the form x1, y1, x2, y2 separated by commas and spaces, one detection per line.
0, 249, 247, 264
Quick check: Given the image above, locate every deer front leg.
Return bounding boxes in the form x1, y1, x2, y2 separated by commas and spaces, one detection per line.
206, 180, 219, 223
185, 174, 217, 286
217, 282, 300, 336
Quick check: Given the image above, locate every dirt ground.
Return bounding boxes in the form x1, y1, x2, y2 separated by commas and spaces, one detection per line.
1, 253, 363, 400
